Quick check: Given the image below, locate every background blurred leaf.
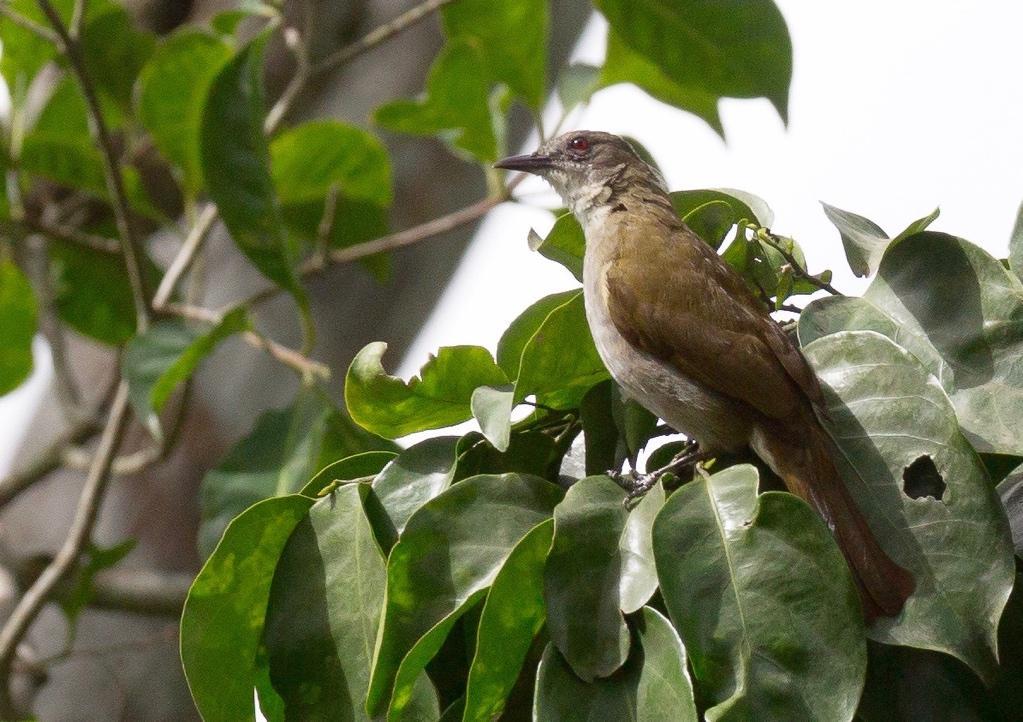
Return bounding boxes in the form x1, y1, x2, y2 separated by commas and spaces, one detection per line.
594, 0, 792, 121
80, 3, 155, 115
803, 330, 1015, 682
533, 608, 698, 722
557, 63, 601, 111
366, 474, 562, 718
345, 342, 508, 438
653, 464, 866, 720
181, 495, 313, 722
0, 260, 37, 396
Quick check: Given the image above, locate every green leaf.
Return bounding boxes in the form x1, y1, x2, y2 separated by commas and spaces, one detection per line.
60, 539, 135, 629
462, 519, 553, 722
1008, 200, 1023, 284
800, 232, 1023, 456
801, 330, 1015, 682
263, 483, 438, 721
375, 40, 498, 163
124, 308, 248, 440
470, 383, 514, 452
367, 436, 460, 549
181, 494, 313, 722
527, 214, 584, 282
891, 206, 940, 244
997, 464, 1023, 558
441, 0, 547, 108
544, 476, 663, 681
198, 388, 389, 558
821, 202, 890, 277
579, 381, 626, 476
80, 4, 155, 114
300, 450, 397, 497
137, 30, 233, 193
201, 32, 307, 312
533, 608, 698, 721
0, 260, 37, 396
557, 63, 601, 111
594, 0, 792, 121
453, 430, 564, 483
653, 464, 866, 720
513, 292, 609, 408
366, 473, 563, 719
345, 342, 508, 438
601, 30, 722, 135
672, 188, 772, 229
496, 290, 581, 379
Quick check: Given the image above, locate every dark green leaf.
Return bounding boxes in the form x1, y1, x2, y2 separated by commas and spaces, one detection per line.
496, 290, 581, 379
800, 233, 1023, 456
453, 430, 563, 483
181, 494, 313, 722
375, 40, 498, 163
821, 202, 890, 277
470, 383, 514, 452
201, 32, 307, 311
679, 200, 734, 249
300, 450, 397, 497
890, 207, 940, 245
557, 63, 601, 111
60, 539, 135, 629
345, 342, 508, 438
263, 484, 438, 721
802, 330, 1015, 682
366, 473, 563, 718
671, 188, 772, 231
124, 308, 248, 439
514, 292, 609, 408
138, 30, 233, 194
81, 4, 155, 114
441, 0, 547, 108
368, 436, 460, 549
545, 476, 662, 681
527, 214, 584, 282
594, 0, 792, 121
198, 388, 389, 558
463, 519, 553, 722
533, 608, 698, 721
580, 381, 626, 476
601, 30, 722, 135
997, 464, 1023, 558
653, 464, 866, 719
0, 260, 37, 396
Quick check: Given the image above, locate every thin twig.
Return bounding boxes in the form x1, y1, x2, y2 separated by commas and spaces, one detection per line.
16, 216, 120, 253
756, 228, 843, 296
151, 203, 217, 310
313, 0, 458, 75
313, 184, 339, 264
60, 444, 161, 476
69, 0, 85, 39
36, 0, 150, 333
264, 26, 308, 135
0, 5, 60, 45
0, 383, 132, 715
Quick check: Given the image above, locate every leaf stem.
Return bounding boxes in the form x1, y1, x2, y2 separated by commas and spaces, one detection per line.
755, 227, 843, 297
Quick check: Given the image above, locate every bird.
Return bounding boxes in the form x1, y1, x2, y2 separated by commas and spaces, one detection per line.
495, 130, 915, 620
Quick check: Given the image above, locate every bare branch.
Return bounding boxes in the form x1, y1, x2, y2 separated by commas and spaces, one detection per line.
756, 229, 843, 297
36, 0, 150, 333
0, 383, 132, 715
14, 216, 121, 254
152, 203, 218, 311
264, 26, 309, 135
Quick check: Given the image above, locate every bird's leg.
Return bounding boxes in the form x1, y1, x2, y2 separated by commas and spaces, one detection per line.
611, 440, 709, 506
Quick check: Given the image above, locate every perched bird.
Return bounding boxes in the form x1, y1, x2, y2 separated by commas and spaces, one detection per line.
496, 131, 914, 619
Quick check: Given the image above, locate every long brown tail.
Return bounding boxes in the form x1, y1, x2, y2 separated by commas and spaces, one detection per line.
754, 421, 915, 620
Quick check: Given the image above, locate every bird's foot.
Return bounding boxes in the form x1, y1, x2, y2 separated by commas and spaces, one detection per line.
611, 441, 708, 508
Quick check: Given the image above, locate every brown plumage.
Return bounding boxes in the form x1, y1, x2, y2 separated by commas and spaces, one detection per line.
497, 131, 914, 619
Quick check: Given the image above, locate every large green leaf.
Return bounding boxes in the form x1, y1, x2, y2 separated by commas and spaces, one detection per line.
513, 292, 609, 408
181, 494, 313, 722
997, 464, 1023, 558
345, 342, 508, 438
80, 3, 155, 115
801, 330, 1015, 682
263, 484, 438, 721
198, 388, 389, 558
374, 40, 498, 163
545, 476, 663, 681
124, 308, 248, 439
49, 240, 140, 345
533, 608, 698, 721
601, 30, 722, 135
800, 232, 1023, 456
462, 519, 553, 722
366, 473, 563, 719
0, 0, 58, 98
821, 202, 939, 277
0, 260, 37, 396
137, 29, 233, 193
441, 0, 547, 108
527, 214, 584, 282
200, 32, 307, 310
300, 450, 397, 497
594, 0, 792, 121
496, 290, 580, 379
653, 464, 866, 720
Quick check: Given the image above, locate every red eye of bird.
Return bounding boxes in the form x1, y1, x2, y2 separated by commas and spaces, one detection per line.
568, 136, 589, 152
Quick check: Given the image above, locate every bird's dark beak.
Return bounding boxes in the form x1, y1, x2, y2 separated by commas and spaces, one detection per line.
494, 153, 553, 173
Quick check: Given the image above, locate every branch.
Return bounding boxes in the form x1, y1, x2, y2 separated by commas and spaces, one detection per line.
36, 0, 150, 333
0, 383, 132, 715
14, 216, 121, 254
151, 203, 218, 311
756, 229, 843, 297
264, 26, 308, 136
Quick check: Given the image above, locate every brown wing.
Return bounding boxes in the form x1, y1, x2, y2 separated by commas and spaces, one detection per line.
604, 223, 824, 420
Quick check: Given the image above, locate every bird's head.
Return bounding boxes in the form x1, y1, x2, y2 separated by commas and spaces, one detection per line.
495, 131, 665, 217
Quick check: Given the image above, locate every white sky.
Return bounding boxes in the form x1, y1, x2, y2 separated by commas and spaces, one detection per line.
4, 2, 1023, 469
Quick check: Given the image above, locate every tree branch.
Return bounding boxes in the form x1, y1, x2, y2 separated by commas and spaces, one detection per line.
151, 203, 217, 311
36, 0, 150, 333
756, 229, 843, 296
0, 382, 132, 715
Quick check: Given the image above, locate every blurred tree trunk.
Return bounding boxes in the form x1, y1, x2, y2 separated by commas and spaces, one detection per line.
0, 0, 589, 717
